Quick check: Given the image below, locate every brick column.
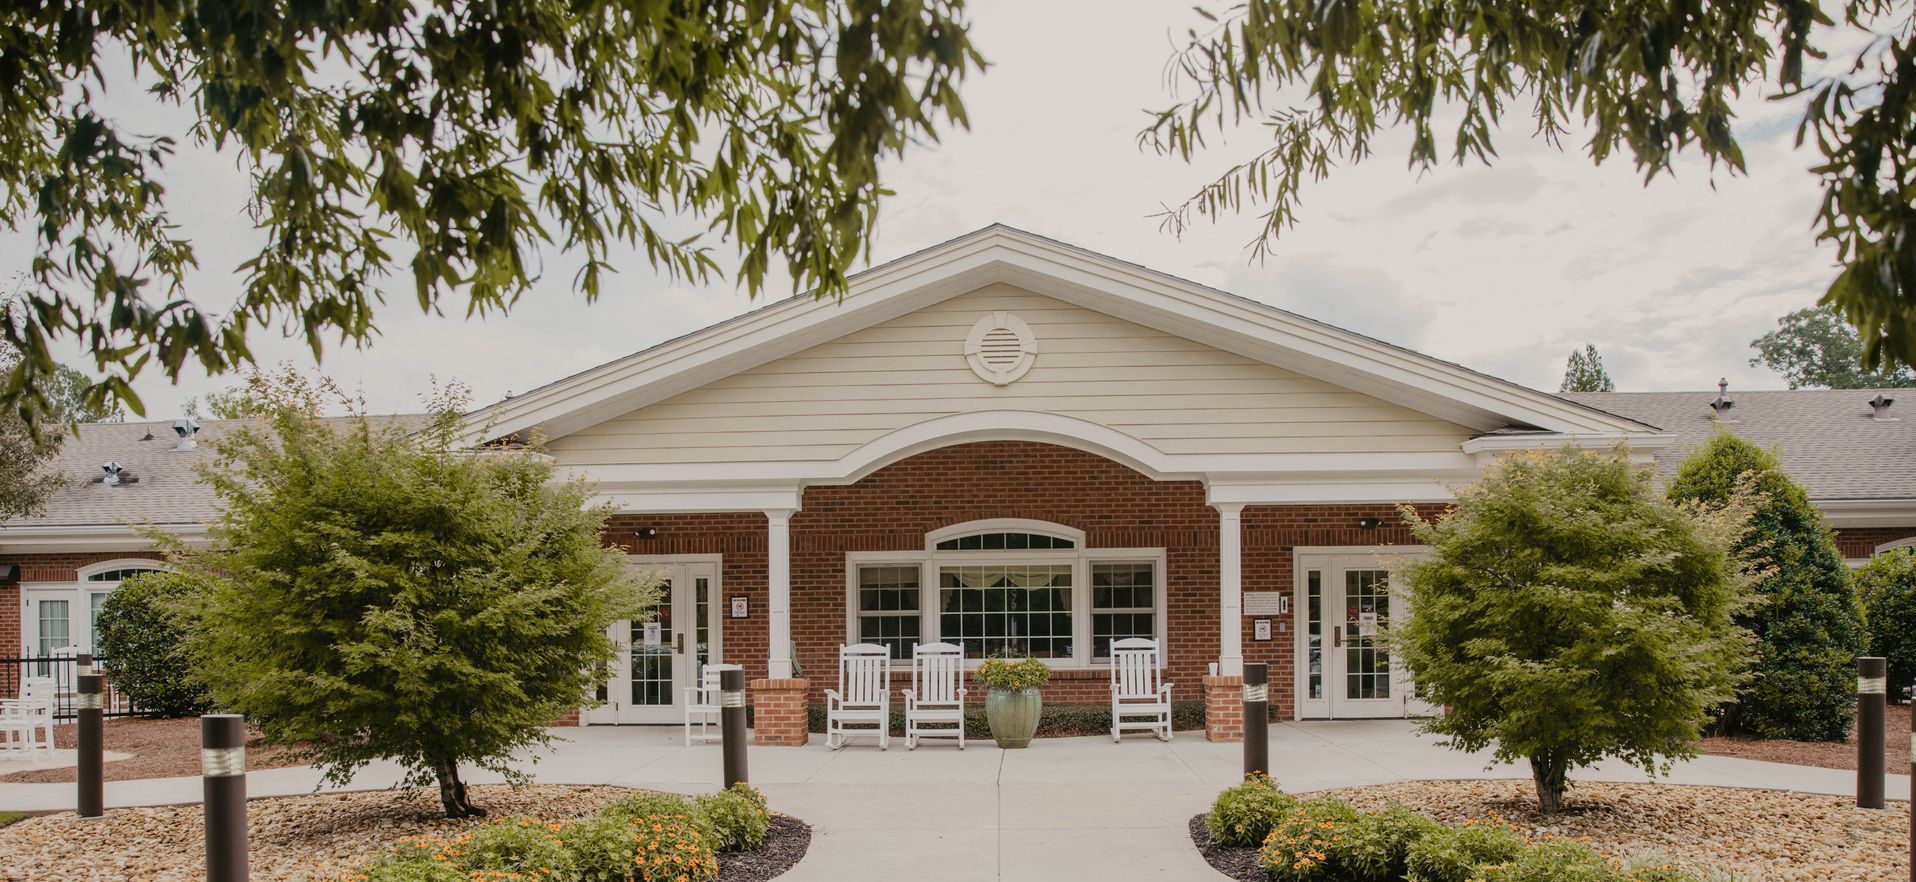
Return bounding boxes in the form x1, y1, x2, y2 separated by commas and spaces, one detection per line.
1204, 674, 1244, 743
751, 678, 810, 746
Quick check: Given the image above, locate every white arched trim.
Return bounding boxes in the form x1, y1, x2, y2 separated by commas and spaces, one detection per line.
924, 518, 1086, 552
1876, 536, 1916, 556
826, 411, 1183, 486
76, 558, 170, 581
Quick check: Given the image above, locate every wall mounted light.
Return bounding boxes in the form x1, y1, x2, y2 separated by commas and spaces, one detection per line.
636, 527, 659, 540
1356, 517, 1381, 529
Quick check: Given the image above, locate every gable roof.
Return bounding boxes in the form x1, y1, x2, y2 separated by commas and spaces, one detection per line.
467, 225, 1658, 444
1560, 389, 1916, 503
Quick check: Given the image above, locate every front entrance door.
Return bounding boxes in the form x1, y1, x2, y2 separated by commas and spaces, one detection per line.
584, 558, 722, 725
1294, 554, 1408, 719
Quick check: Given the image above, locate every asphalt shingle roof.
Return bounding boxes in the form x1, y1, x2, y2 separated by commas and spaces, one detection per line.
8, 416, 426, 529
1559, 389, 1916, 502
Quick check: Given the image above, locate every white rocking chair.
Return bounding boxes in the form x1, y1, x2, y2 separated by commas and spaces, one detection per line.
1110, 638, 1173, 742
683, 663, 742, 746
0, 677, 58, 758
903, 642, 966, 749
824, 643, 891, 750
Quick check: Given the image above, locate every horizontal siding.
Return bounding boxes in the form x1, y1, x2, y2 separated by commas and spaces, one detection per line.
547, 284, 1473, 465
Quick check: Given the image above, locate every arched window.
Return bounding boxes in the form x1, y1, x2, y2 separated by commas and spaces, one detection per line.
848, 520, 1163, 666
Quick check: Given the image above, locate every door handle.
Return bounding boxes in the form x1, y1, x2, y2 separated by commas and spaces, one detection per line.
674, 634, 684, 654
1333, 626, 1342, 648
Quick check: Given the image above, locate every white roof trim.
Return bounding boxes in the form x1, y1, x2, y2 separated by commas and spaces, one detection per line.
0, 523, 208, 554
465, 225, 1658, 444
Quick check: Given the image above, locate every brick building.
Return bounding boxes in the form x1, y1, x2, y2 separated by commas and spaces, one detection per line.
4, 227, 1912, 745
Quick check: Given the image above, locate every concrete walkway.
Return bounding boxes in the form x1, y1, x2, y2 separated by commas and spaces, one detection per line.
1, 721, 1907, 880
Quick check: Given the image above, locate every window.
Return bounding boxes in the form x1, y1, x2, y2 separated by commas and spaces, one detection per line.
37, 600, 69, 656
89, 592, 108, 652
1091, 562, 1155, 660
85, 567, 158, 583
934, 532, 1074, 551
848, 521, 1163, 668
938, 564, 1073, 659
856, 565, 922, 659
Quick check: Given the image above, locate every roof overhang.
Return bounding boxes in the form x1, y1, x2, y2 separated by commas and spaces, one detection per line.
0, 523, 207, 554
1817, 499, 1916, 529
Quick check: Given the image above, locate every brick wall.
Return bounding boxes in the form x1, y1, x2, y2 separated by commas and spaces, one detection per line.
616, 441, 1434, 719
1833, 526, 1916, 560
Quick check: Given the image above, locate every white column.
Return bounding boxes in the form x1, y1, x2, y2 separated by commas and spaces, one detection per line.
765, 509, 795, 679
1216, 503, 1245, 677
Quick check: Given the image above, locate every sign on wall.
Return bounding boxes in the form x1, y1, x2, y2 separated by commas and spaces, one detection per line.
731, 596, 749, 618
1243, 591, 1282, 616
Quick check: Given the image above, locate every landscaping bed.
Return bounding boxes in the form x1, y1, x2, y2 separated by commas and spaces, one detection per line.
1700, 703, 1912, 771
1191, 778, 1908, 882
0, 717, 306, 784
0, 784, 809, 882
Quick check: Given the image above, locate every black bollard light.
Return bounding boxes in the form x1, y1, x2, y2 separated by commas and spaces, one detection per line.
202, 714, 249, 882
1860, 657, 1887, 809
721, 668, 749, 788
76, 673, 103, 818
1243, 663, 1269, 778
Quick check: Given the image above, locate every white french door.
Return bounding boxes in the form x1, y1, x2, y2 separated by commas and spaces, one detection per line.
1293, 553, 1417, 719
584, 558, 722, 725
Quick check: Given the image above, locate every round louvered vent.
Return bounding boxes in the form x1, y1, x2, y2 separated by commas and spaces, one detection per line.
965, 312, 1037, 385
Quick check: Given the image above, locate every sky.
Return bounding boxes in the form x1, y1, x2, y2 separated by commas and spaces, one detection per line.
4, 0, 1853, 419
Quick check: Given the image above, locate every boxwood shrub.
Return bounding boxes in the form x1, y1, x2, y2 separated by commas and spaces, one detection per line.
1205, 772, 1300, 847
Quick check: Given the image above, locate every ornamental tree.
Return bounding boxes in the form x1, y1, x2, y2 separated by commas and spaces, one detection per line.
0, 1, 981, 427
165, 373, 651, 817
95, 570, 210, 717
1854, 549, 1916, 703
1667, 431, 1864, 740
1396, 446, 1751, 813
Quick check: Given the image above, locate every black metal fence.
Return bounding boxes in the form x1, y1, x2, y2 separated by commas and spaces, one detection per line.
0, 655, 146, 720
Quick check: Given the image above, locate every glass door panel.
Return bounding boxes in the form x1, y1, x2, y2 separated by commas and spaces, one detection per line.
1294, 557, 1408, 719
1341, 570, 1391, 702
584, 560, 722, 725
629, 578, 674, 706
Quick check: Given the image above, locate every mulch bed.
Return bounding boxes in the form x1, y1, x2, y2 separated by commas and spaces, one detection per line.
719, 814, 810, 882
0, 784, 809, 882
0, 717, 306, 784
1189, 780, 1910, 882
1700, 703, 1912, 771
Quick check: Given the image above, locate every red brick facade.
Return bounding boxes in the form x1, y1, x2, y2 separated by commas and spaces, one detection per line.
0, 551, 166, 656
607, 441, 1434, 722
1834, 526, 1916, 560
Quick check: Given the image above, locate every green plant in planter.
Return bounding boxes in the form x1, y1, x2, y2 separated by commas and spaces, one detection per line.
975, 657, 1052, 748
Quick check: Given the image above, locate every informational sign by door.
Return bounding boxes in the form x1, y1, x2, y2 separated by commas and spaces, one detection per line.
730, 596, 748, 619
1356, 611, 1378, 637
1253, 619, 1272, 641
641, 621, 662, 647
1243, 591, 1281, 616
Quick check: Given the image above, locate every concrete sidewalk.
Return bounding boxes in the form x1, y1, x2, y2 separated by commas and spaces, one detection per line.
1, 720, 1907, 881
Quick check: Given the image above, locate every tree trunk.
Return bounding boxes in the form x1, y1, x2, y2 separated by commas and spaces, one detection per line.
433, 758, 486, 819
1529, 750, 1567, 814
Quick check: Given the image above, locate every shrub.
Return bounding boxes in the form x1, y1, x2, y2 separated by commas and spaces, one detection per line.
1399, 446, 1751, 811
1857, 550, 1916, 699
628, 813, 718, 882
974, 657, 1052, 691
1205, 773, 1300, 847
337, 855, 466, 882
694, 783, 770, 853
1404, 818, 1527, 882
1336, 805, 1444, 880
563, 814, 642, 882
600, 791, 711, 835
1668, 431, 1864, 741
1256, 797, 1363, 881
1470, 839, 1623, 882
462, 817, 571, 879
95, 570, 210, 717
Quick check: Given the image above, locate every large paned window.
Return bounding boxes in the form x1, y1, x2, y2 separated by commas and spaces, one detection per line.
857, 565, 923, 659
847, 520, 1164, 668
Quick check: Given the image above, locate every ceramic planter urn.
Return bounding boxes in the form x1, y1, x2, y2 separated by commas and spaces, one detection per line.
984, 687, 1042, 748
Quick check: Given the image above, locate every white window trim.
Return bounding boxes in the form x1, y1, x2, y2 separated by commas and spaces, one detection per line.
846, 531, 1165, 670
924, 518, 1086, 552
1875, 536, 1916, 556
22, 560, 169, 656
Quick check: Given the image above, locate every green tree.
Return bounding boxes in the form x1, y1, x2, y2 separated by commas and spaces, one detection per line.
1750, 305, 1916, 389
1855, 549, 1916, 702
1142, 1, 1916, 373
164, 374, 653, 817
1559, 344, 1616, 392
0, 2, 982, 427
1396, 447, 1750, 813
0, 295, 64, 519
1667, 431, 1864, 740
96, 570, 210, 717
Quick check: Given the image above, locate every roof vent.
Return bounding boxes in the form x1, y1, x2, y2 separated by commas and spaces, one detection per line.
93, 461, 138, 486
139, 429, 154, 441
1871, 394, 1897, 421
1709, 378, 1735, 417
172, 417, 200, 451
